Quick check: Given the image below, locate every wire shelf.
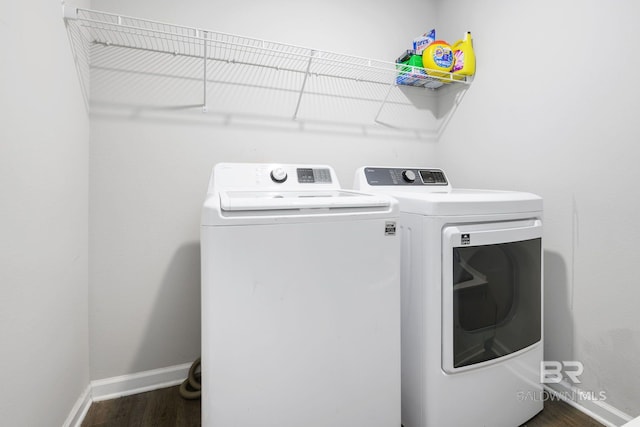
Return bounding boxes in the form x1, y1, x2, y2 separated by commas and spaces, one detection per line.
63, 6, 471, 133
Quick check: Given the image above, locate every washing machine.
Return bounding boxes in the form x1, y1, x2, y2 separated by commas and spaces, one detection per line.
354, 166, 543, 427
201, 163, 401, 427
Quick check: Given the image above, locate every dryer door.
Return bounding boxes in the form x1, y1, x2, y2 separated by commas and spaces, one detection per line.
441, 219, 542, 373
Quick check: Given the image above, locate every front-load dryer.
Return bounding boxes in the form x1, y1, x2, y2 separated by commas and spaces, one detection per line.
354, 166, 544, 427
201, 163, 401, 427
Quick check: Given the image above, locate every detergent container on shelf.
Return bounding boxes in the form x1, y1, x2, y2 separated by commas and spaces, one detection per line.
452, 31, 476, 80
422, 40, 454, 81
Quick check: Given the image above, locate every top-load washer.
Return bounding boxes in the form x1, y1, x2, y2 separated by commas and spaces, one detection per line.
201, 163, 401, 427
354, 166, 544, 427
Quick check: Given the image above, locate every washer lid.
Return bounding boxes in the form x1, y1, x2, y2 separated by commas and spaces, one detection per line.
219, 190, 391, 211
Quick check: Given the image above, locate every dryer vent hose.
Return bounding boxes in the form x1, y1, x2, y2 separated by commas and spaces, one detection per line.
179, 357, 201, 400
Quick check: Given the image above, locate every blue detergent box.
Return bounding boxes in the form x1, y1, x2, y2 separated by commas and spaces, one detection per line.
413, 29, 436, 55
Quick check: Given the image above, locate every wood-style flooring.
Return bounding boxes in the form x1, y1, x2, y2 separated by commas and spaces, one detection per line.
81, 385, 604, 427
522, 397, 604, 427
81, 386, 199, 427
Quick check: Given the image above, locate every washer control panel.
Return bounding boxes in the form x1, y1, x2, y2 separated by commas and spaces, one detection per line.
269, 167, 333, 184
363, 167, 448, 186
212, 163, 340, 193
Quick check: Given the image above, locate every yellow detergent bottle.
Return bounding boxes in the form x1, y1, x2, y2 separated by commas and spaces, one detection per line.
422, 40, 454, 81
452, 31, 476, 81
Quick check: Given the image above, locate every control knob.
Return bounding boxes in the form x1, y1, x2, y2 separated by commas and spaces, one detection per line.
402, 170, 416, 183
270, 167, 288, 183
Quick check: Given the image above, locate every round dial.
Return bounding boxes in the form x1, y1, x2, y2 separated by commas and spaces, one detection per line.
402, 170, 416, 183
270, 167, 288, 183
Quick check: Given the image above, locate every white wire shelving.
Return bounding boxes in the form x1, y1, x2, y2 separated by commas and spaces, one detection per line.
63, 6, 471, 135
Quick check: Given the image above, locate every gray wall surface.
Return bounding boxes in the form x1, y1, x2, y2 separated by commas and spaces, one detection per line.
0, 0, 90, 425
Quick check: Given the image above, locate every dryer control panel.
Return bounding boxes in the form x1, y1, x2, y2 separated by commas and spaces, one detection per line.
362, 167, 448, 186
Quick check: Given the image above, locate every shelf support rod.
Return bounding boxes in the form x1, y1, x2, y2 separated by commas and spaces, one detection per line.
202, 30, 208, 112
374, 83, 395, 123
293, 50, 316, 120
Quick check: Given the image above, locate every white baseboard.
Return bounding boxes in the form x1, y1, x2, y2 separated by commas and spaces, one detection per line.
545, 381, 633, 427
63, 384, 92, 427
91, 362, 192, 401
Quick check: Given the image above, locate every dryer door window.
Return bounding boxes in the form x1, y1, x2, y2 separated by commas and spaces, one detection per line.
442, 220, 542, 373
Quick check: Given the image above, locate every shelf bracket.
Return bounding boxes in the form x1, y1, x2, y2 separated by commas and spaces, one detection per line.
202, 30, 209, 113
293, 50, 316, 120
374, 83, 395, 124
62, 4, 78, 20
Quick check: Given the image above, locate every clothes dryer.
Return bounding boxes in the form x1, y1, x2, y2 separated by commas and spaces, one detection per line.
354, 166, 543, 427
201, 163, 401, 427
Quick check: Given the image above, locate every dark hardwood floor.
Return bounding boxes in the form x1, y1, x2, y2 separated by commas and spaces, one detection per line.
81, 386, 200, 427
521, 395, 604, 427
81, 385, 604, 427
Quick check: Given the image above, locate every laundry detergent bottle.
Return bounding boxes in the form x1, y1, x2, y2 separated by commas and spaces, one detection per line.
452, 31, 476, 80
422, 40, 454, 81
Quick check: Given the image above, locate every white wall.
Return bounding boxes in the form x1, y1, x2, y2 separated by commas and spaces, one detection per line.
0, 0, 90, 425
437, 0, 640, 419
87, 0, 438, 380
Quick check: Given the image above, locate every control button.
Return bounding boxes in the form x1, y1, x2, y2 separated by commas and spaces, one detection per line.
270, 168, 287, 183
402, 170, 416, 183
